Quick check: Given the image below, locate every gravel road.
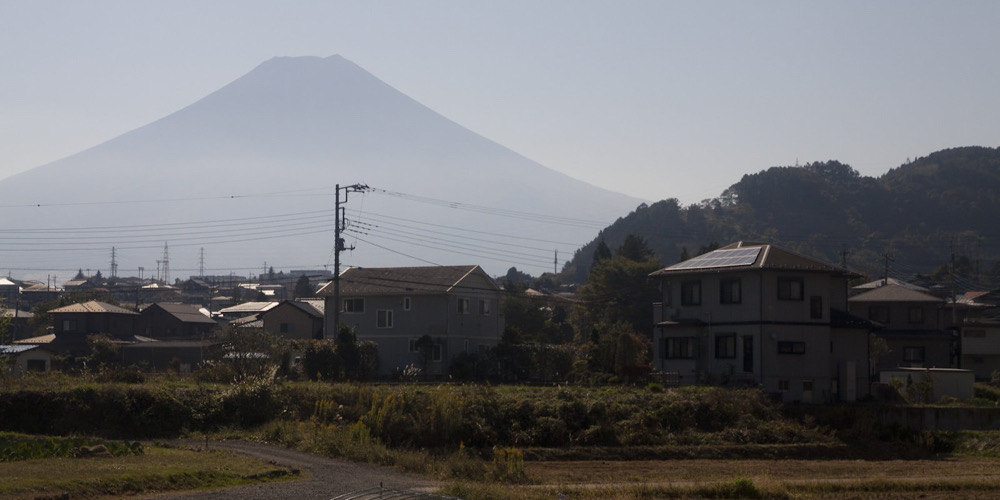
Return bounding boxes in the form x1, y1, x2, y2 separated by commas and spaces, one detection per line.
145, 440, 442, 500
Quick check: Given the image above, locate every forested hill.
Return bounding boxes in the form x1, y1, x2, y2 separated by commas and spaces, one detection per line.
564, 146, 1000, 288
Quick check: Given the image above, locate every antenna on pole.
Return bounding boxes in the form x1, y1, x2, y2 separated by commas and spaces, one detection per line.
329, 183, 369, 340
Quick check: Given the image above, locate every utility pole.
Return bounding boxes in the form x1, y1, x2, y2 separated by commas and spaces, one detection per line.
881, 252, 894, 286
199, 248, 205, 278
553, 249, 558, 276
329, 183, 368, 340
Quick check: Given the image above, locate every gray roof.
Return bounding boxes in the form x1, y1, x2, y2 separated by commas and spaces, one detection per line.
218, 301, 279, 314
318, 265, 498, 296
143, 302, 217, 324
650, 241, 858, 278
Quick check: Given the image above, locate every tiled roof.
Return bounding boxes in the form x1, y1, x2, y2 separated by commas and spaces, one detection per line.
145, 303, 218, 324
273, 300, 324, 318
317, 265, 497, 296
1, 308, 34, 319
848, 284, 943, 303
650, 241, 857, 278
49, 300, 138, 315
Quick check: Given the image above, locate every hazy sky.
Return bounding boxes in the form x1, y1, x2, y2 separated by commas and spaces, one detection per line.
2, 1, 998, 204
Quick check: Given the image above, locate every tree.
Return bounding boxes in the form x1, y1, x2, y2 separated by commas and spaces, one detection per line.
617, 234, 654, 262
577, 255, 662, 336
335, 325, 362, 380
591, 240, 612, 269
301, 340, 341, 380
0, 299, 11, 344
294, 274, 315, 298
414, 334, 437, 379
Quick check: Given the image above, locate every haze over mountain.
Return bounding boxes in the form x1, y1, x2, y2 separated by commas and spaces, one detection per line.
0, 55, 642, 281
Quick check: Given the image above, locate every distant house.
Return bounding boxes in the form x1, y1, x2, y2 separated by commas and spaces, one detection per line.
317, 265, 504, 378
138, 303, 218, 339
959, 308, 1000, 380
649, 242, 873, 403
848, 283, 953, 372
1, 307, 34, 342
261, 300, 325, 340
46, 300, 139, 355
0, 278, 19, 305
1, 344, 56, 373
121, 338, 222, 373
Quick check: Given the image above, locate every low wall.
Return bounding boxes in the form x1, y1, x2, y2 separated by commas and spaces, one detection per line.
879, 406, 1000, 431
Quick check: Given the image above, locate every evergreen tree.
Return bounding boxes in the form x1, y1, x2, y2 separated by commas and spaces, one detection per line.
591, 240, 612, 269
294, 274, 315, 298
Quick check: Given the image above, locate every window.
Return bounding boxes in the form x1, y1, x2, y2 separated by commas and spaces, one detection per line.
903, 346, 925, 363
681, 280, 701, 306
409, 338, 419, 352
457, 298, 470, 314
777, 277, 804, 301
720, 278, 741, 305
664, 337, 696, 359
62, 319, 75, 332
778, 379, 790, 391
430, 344, 443, 362
343, 298, 365, 313
908, 307, 924, 324
868, 306, 889, 324
403, 297, 411, 311
810, 296, 823, 319
715, 334, 736, 359
803, 380, 814, 392
479, 299, 491, 315
279, 323, 290, 334
777, 341, 806, 354
376, 309, 394, 328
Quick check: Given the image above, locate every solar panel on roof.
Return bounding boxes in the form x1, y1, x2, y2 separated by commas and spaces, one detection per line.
669, 247, 761, 270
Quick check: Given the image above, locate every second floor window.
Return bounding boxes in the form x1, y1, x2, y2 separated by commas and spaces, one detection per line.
343, 298, 365, 313
903, 346, 925, 363
777, 277, 804, 301
681, 280, 701, 306
868, 306, 889, 324
376, 309, 393, 328
720, 278, 741, 305
479, 299, 491, 315
908, 307, 924, 324
810, 296, 823, 319
458, 298, 470, 314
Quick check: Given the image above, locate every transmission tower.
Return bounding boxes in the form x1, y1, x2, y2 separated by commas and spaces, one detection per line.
161, 242, 171, 284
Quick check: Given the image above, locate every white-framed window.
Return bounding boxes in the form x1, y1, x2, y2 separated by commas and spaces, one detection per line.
403, 296, 411, 311
479, 299, 491, 315
458, 298, 470, 314
343, 298, 365, 313
430, 344, 442, 362
376, 309, 393, 328
681, 280, 701, 306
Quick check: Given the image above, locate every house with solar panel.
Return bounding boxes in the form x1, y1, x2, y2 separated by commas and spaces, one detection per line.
648, 242, 875, 403
317, 265, 504, 378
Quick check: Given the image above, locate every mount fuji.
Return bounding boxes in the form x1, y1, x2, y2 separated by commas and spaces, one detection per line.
0, 55, 642, 281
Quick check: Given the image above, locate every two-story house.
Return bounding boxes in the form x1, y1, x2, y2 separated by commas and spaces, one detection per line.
137, 302, 218, 339
318, 265, 504, 378
46, 300, 139, 355
649, 242, 872, 403
260, 299, 325, 340
848, 284, 953, 373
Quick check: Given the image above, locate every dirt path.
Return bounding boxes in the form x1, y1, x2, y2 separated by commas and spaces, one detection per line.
144, 440, 441, 500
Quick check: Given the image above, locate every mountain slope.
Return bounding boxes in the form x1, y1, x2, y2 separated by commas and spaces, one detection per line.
0, 55, 641, 279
